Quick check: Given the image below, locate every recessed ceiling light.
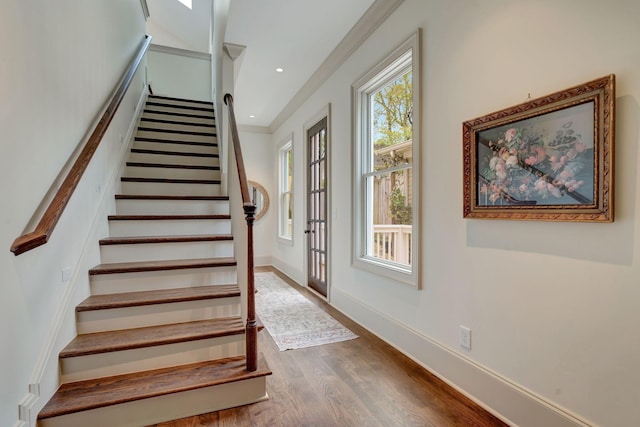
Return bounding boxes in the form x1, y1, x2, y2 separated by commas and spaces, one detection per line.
276, 67, 284, 73
249, 115, 255, 118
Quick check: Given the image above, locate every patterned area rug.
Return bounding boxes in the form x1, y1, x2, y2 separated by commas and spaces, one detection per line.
255, 272, 358, 351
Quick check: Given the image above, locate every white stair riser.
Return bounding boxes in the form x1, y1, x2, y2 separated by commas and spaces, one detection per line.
133, 139, 219, 155
60, 334, 245, 383
149, 98, 213, 109
143, 111, 215, 125
39, 376, 268, 427
124, 165, 220, 181
76, 297, 241, 333
115, 199, 229, 215
100, 240, 234, 263
109, 219, 231, 237
136, 130, 216, 144
90, 266, 237, 295
144, 103, 214, 115
139, 121, 215, 134
121, 181, 221, 196
128, 151, 217, 167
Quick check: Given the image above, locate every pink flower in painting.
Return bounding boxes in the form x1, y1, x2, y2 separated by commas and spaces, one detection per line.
524, 146, 546, 166
506, 155, 519, 168
559, 169, 574, 181
547, 183, 562, 198
505, 128, 517, 143
575, 142, 586, 153
489, 156, 499, 170
535, 178, 547, 191
519, 183, 528, 193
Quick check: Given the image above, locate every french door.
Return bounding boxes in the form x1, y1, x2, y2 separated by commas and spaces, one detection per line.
306, 117, 328, 297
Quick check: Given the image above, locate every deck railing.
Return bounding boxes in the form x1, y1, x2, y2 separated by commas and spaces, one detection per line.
372, 224, 412, 265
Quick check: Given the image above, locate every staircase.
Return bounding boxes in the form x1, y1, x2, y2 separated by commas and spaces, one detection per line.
37, 95, 271, 427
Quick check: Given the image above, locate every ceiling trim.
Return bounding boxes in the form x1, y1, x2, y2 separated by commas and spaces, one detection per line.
268, 0, 405, 132
149, 43, 212, 60
139, 0, 150, 20
239, 124, 271, 134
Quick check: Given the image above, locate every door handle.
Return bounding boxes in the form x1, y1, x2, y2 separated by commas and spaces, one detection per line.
304, 229, 315, 234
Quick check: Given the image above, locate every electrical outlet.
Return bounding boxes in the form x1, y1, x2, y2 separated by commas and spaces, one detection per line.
62, 267, 72, 284
460, 325, 471, 350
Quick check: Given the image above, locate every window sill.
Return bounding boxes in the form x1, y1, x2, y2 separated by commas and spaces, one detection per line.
352, 255, 418, 288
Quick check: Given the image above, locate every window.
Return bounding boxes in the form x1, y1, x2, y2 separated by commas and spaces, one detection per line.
352, 30, 420, 287
278, 138, 294, 241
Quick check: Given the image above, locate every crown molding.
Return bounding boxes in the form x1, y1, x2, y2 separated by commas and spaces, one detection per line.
139, 0, 150, 20
268, 0, 405, 132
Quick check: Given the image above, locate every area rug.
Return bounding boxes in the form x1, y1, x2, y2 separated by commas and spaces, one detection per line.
255, 272, 358, 351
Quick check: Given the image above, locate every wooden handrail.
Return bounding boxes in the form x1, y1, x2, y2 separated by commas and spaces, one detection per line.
11, 35, 152, 255
223, 93, 258, 372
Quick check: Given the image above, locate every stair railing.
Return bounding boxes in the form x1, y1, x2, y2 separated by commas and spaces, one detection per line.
223, 93, 258, 372
10, 35, 152, 255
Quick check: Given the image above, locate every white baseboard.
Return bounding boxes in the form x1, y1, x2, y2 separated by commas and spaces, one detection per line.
15, 85, 149, 427
269, 255, 305, 286
330, 287, 595, 427
254, 255, 273, 267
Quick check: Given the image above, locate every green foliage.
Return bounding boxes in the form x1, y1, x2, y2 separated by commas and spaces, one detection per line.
373, 70, 413, 148
389, 187, 412, 225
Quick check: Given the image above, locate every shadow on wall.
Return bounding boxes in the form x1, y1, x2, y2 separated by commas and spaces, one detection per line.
467, 95, 639, 265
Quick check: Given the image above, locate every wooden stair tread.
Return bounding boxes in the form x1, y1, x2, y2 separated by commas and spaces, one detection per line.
121, 177, 221, 184
76, 285, 241, 312
60, 317, 245, 358
115, 194, 229, 201
89, 257, 237, 275
135, 136, 218, 147
99, 234, 233, 245
145, 101, 214, 113
141, 117, 216, 128
131, 148, 219, 158
148, 95, 213, 106
38, 356, 271, 420
138, 127, 215, 137
126, 161, 220, 170
144, 109, 215, 120
108, 214, 231, 221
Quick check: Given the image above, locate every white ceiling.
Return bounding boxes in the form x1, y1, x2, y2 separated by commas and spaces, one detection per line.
146, 0, 376, 128
146, 0, 212, 53
225, 0, 375, 127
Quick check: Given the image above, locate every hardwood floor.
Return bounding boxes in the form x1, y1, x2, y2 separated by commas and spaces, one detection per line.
149, 268, 509, 427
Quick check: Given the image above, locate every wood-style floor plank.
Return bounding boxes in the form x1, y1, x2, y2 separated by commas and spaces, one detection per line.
148, 267, 509, 427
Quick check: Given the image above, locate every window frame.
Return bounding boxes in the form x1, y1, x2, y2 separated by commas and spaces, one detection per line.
351, 29, 421, 288
277, 136, 294, 243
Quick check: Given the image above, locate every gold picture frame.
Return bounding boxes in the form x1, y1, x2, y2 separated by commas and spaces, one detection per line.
463, 74, 615, 222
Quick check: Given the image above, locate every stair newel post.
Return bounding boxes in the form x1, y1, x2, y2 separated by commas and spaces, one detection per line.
225, 93, 259, 372
244, 202, 258, 372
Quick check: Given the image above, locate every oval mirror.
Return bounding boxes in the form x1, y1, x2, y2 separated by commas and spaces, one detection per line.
248, 180, 269, 222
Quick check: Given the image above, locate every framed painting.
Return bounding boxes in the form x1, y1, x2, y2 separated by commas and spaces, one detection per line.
462, 74, 615, 222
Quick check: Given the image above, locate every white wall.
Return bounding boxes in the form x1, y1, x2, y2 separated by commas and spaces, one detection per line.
238, 128, 276, 265
147, 45, 212, 101
0, 1, 146, 425
269, 1, 640, 426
